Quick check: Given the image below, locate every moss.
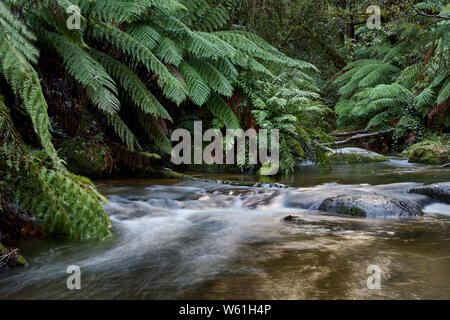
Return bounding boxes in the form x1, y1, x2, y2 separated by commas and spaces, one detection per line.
59, 137, 111, 177
0, 243, 27, 267
139, 152, 161, 160
156, 168, 192, 179
403, 139, 450, 165
15, 254, 27, 266
345, 206, 366, 217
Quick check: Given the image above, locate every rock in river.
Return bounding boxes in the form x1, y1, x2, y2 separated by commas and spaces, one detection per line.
328, 148, 388, 164
318, 194, 423, 218
409, 182, 450, 204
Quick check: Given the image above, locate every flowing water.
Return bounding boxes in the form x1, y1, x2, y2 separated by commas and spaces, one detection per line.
1, 158, 449, 299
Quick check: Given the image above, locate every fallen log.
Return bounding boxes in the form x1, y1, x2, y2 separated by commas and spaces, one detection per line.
330, 130, 369, 137
321, 129, 394, 147
441, 163, 450, 168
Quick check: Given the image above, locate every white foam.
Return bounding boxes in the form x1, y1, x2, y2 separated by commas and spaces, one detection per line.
423, 203, 450, 216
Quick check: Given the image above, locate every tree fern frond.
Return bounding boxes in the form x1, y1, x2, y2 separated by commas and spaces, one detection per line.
92, 50, 172, 121
41, 31, 120, 114
179, 61, 211, 106
0, 29, 58, 162
206, 94, 240, 130
188, 58, 233, 97
89, 22, 188, 105
0, 1, 39, 63
437, 79, 450, 105
154, 36, 183, 67
126, 24, 161, 50
105, 112, 140, 151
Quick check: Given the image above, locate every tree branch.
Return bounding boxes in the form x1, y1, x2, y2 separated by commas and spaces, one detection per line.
407, 0, 450, 20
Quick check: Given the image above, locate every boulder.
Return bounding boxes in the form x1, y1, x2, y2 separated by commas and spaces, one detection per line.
402, 141, 450, 165
328, 148, 388, 164
409, 182, 450, 204
318, 194, 423, 218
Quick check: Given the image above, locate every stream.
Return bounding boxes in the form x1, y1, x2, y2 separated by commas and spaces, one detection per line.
0, 157, 449, 299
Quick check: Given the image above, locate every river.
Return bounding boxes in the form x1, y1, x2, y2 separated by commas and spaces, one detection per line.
0, 157, 449, 299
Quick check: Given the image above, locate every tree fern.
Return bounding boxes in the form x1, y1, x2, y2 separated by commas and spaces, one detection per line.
0, 27, 58, 163
0, 98, 110, 240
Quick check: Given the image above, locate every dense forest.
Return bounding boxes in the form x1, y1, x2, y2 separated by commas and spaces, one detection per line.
0, 0, 449, 267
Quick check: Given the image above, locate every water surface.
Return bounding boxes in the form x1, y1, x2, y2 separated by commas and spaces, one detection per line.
0, 158, 449, 299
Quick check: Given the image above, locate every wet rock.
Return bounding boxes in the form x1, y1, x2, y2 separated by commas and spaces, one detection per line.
252, 182, 287, 189
318, 195, 423, 218
409, 182, 450, 204
328, 148, 388, 164
283, 215, 302, 222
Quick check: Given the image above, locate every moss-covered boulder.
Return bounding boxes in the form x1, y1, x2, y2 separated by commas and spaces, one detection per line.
402, 139, 450, 165
59, 137, 112, 177
328, 147, 388, 164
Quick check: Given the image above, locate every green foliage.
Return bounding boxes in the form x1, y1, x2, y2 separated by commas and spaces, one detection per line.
241, 70, 334, 173
334, 3, 450, 145
0, 0, 327, 240
0, 97, 111, 240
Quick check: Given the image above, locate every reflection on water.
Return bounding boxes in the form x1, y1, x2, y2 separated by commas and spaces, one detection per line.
0, 158, 449, 299
191, 157, 450, 187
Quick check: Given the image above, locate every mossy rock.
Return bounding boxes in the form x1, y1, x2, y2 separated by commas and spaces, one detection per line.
59, 137, 112, 177
406, 145, 450, 165
328, 148, 388, 164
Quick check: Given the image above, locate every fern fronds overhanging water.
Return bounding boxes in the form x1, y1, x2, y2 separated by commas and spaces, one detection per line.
0, 0, 324, 239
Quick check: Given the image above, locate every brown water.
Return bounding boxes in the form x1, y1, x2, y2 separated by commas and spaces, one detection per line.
0, 158, 449, 299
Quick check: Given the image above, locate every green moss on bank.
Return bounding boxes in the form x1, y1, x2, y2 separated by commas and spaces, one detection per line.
402, 137, 450, 165
59, 137, 112, 177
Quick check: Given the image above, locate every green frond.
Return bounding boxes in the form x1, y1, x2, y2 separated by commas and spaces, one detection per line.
414, 86, 436, 114
89, 22, 188, 105
105, 112, 140, 151
92, 50, 172, 121
179, 61, 211, 106
126, 24, 161, 50
0, 29, 58, 162
437, 79, 450, 105
154, 36, 183, 67
188, 58, 233, 97
41, 31, 121, 114
206, 94, 240, 130
0, 1, 39, 63
0, 99, 110, 240
73, 0, 144, 24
